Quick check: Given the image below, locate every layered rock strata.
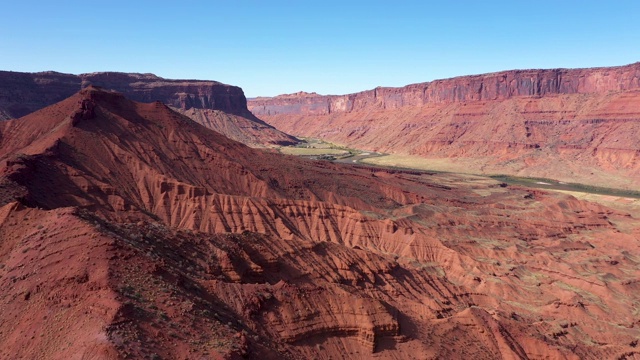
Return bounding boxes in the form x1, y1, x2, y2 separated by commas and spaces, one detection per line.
0, 70, 297, 146
1, 88, 639, 359
249, 63, 640, 188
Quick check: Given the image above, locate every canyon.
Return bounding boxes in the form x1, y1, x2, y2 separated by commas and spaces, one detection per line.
1, 86, 639, 359
0, 70, 297, 147
249, 62, 640, 189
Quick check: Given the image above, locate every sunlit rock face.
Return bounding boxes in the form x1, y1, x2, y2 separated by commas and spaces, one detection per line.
249, 62, 640, 189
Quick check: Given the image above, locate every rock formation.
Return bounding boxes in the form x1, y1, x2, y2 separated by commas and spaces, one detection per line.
0, 70, 297, 146
248, 62, 640, 188
1, 88, 639, 359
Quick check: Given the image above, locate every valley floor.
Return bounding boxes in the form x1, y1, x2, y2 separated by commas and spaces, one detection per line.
276, 140, 640, 217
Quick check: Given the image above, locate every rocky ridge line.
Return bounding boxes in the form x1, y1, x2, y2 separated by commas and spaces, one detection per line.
0, 70, 297, 146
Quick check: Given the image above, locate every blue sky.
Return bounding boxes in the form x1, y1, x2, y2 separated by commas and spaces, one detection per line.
1, 1, 639, 97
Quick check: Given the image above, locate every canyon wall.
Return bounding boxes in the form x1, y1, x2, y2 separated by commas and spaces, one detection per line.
0, 70, 297, 146
80, 72, 249, 115
250, 62, 640, 116
0, 71, 250, 118
0, 71, 80, 120
248, 63, 640, 188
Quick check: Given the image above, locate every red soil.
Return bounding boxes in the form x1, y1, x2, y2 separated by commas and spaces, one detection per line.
1, 87, 639, 359
0, 70, 297, 147
249, 63, 640, 189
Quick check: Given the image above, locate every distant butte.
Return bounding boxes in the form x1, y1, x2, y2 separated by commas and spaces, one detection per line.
248, 62, 640, 189
0, 70, 298, 147
1, 87, 640, 359
253, 91, 321, 100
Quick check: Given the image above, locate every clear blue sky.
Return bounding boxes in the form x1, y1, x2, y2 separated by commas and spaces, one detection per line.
1, 1, 639, 97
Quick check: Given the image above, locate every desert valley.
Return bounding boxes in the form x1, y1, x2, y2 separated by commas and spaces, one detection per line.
249, 62, 640, 190
0, 62, 639, 360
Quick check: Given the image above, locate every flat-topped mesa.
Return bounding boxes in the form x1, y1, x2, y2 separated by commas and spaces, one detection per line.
248, 62, 640, 116
0, 70, 250, 119
0, 71, 81, 120
0, 70, 298, 146
80, 72, 249, 114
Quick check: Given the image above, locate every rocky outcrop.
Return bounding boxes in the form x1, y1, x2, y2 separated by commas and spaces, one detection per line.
2, 88, 640, 359
248, 63, 640, 188
0, 70, 297, 146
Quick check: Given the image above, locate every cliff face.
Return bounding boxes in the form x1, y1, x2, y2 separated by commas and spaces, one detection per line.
0, 71, 250, 118
250, 62, 640, 116
0, 70, 297, 146
248, 63, 640, 188
80, 72, 249, 114
0, 71, 81, 120
2, 88, 640, 359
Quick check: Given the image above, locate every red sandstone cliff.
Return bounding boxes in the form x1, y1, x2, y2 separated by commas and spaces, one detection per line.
0, 71, 80, 120
1, 88, 640, 359
250, 62, 640, 115
80, 72, 248, 114
249, 63, 640, 188
0, 70, 297, 146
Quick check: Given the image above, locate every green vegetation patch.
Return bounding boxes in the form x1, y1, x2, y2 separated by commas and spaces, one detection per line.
279, 147, 349, 156
490, 175, 640, 199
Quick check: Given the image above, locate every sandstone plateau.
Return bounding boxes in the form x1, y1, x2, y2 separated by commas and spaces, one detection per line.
0, 70, 297, 147
1, 87, 640, 359
249, 62, 640, 189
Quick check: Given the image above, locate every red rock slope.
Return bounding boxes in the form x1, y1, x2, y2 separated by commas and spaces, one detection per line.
1, 87, 640, 359
248, 62, 640, 188
0, 70, 297, 146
